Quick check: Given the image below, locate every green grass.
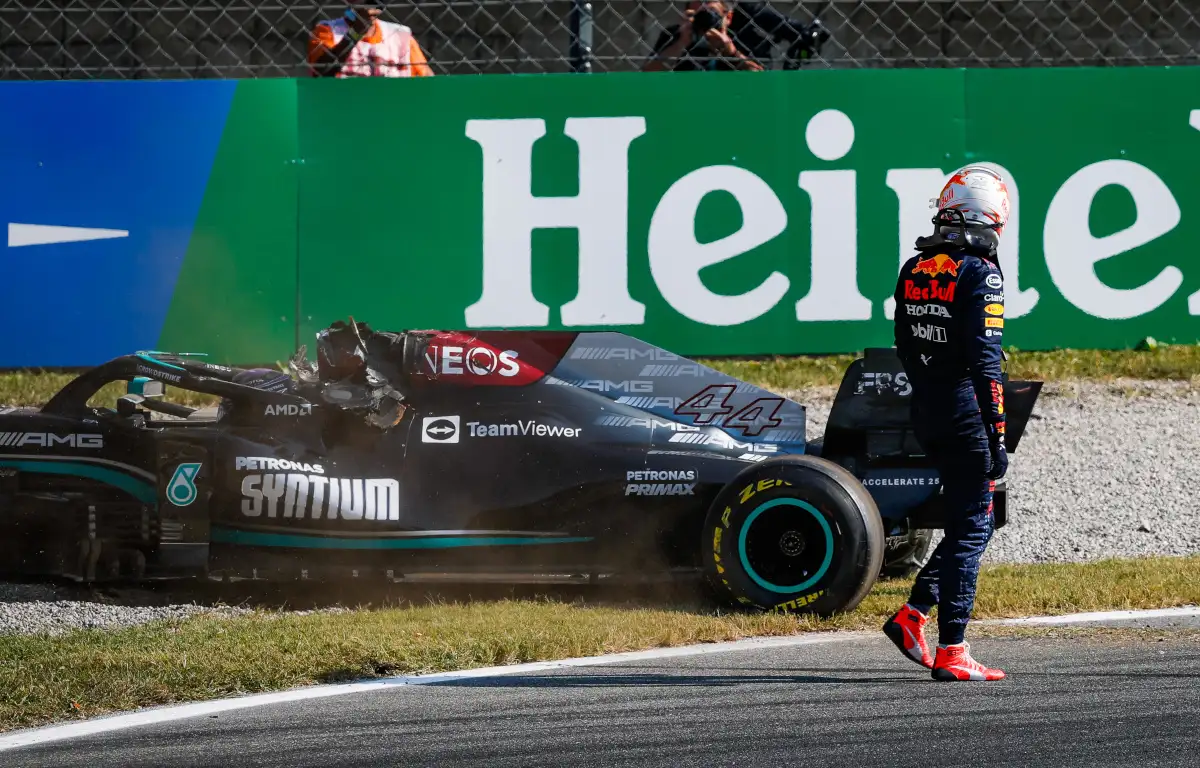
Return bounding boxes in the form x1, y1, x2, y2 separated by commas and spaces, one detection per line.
0, 374, 219, 409
2, 555, 1198, 732
4, 345, 1200, 406
703, 344, 1200, 391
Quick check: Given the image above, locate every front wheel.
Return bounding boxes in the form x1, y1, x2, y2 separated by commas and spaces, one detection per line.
702, 455, 884, 616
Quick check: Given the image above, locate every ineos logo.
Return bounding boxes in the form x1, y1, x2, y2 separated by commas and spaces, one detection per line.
424, 345, 519, 378
422, 415, 460, 444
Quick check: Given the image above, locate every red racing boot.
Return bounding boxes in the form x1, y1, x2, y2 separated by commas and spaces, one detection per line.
932, 643, 1006, 681
882, 604, 934, 669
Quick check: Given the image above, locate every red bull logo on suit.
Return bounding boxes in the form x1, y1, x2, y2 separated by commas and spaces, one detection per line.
911, 254, 961, 278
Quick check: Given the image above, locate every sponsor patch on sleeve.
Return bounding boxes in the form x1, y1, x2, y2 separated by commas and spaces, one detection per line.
984, 303, 1004, 316
985, 317, 1004, 328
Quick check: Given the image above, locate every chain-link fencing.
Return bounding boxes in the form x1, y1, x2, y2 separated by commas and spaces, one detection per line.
2, 1, 1198, 79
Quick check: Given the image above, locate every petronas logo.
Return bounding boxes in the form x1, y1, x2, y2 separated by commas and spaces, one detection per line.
167, 463, 202, 507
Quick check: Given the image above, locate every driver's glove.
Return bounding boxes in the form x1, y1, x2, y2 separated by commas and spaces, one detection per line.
985, 422, 1008, 480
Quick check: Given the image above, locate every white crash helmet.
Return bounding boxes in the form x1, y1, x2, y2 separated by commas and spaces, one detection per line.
928, 164, 1011, 254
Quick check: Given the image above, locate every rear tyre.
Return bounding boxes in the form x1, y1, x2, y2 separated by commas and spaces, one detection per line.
702, 455, 884, 616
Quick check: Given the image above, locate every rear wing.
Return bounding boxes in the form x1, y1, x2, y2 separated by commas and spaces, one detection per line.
827, 347, 1041, 454
1002, 379, 1042, 453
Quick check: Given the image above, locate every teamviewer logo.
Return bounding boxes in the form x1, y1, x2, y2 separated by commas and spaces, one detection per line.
422, 415, 460, 444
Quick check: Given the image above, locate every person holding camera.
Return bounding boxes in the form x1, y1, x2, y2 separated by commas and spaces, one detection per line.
643, 1, 828, 72
308, 2, 433, 78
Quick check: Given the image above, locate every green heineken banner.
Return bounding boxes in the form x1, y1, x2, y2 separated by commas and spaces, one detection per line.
5, 68, 1199, 367
292, 67, 1200, 356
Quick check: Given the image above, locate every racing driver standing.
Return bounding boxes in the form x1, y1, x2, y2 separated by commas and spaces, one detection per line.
882, 165, 1011, 682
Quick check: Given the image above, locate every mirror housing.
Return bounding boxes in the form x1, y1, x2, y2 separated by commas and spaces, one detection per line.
127, 377, 165, 399
116, 394, 144, 418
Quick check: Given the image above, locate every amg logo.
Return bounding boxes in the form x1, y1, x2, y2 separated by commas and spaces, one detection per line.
911, 323, 948, 343
241, 474, 399, 520
570, 347, 679, 361
594, 415, 699, 432
549, 378, 654, 393
625, 483, 695, 496
235, 456, 325, 474
0, 432, 104, 449
648, 449, 739, 463
137, 364, 182, 384
639, 364, 712, 378
615, 396, 683, 409
668, 432, 778, 453
760, 429, 805, 442
264, 403, 313, 416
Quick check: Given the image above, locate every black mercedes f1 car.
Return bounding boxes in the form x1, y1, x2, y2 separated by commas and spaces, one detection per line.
0, 321, 1041, 615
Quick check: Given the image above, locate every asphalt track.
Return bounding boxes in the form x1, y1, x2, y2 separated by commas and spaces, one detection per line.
9, 614, 1200, 768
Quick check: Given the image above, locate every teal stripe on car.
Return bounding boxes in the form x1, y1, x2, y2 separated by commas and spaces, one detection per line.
0, 460, 156, 503
136, 353, 186, 371
211, 527, 593, 550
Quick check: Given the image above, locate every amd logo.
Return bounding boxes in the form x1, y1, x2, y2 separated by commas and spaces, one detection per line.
0, 432, 104, 449
264, 404, 313, 416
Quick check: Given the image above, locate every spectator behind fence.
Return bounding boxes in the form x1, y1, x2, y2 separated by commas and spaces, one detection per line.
308, 3, 434, 78
643, 1, 825, 72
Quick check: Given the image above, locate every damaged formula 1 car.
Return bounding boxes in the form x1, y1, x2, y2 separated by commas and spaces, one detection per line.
0, 321, 1041, 616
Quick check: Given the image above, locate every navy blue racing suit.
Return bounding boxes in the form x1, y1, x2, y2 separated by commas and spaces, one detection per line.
892, 246, 1007, 646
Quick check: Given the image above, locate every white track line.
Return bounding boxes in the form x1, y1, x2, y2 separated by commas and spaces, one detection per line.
0, 633, 859, 752
980, 604, 1200, 626
3, 604, 1199, 752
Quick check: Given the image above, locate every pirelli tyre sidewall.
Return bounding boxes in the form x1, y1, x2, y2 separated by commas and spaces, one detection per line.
703, 455, 884, 616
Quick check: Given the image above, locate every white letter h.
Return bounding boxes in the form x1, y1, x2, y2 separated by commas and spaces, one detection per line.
464, 117, 647, 327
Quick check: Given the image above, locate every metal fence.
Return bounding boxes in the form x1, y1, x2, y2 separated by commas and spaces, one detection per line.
2, 0, 1198, 79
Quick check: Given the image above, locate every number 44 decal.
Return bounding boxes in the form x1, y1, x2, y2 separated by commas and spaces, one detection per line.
674, 385, 784, 437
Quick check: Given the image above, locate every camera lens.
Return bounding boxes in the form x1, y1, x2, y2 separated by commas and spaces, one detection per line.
691, 7, 722, 35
